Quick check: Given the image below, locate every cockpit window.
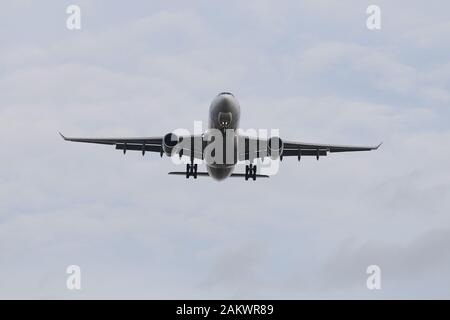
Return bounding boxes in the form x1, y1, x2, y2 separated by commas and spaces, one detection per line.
218, 112, 232, 128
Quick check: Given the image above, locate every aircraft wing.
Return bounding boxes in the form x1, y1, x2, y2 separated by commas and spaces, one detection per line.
283, 141, 382, 153
281, 141, 382, 160
59, 132, 205, 160
238, 135, 381, 161
60, 132, 164, 152
60, 132, 380, 161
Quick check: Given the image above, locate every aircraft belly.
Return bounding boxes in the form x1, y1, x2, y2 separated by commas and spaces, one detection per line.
207, 165, 234, 181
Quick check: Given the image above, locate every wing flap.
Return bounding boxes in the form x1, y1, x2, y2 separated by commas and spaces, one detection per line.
115, 143, 162, 153
282, 149, 328, 157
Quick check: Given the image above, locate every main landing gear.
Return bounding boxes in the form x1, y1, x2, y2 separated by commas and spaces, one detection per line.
245, 164, 257, 181
186, 163, 198, 179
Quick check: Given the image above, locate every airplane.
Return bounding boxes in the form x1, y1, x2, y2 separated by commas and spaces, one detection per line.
60, 92, 381, 181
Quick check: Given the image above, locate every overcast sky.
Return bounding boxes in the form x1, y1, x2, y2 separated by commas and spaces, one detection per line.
1, 0, 450, 299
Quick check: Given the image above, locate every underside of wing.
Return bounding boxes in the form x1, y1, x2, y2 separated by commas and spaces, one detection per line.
237, 135, 381, 161
283, 141, 382, 153
59, 132, 163, 146
60, 132, 206, 160
61, 131, 380, 162
60, 132, 164, 156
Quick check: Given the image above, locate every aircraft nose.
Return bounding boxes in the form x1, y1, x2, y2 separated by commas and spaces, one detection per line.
218, 95, 233, 108
218, 112, 232, 128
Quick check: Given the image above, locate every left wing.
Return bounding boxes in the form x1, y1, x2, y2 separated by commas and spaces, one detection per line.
282, 140, 382, 159
283, 141, 382, 153
238, 135, 381, 161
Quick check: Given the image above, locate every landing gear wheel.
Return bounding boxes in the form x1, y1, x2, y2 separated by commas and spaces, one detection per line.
186, 164, 191, 179
245, 164, 257, 181
186, 163, 197, 179
193, 164, 198, 179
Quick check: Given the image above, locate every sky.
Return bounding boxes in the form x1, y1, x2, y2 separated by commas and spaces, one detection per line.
0, 0, 450, 299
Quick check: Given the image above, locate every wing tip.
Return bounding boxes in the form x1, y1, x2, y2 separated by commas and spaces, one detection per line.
59, 132, 68, 140
375, 142, 383, 150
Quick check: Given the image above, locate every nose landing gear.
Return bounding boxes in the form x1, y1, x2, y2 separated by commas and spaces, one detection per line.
245, 164, 257, 181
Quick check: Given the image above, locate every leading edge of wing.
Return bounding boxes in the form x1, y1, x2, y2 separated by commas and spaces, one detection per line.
59, 132, 162, 145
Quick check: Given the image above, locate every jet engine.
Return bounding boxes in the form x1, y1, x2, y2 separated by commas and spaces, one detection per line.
268, 137, 283, 160
163, 133, 180, 157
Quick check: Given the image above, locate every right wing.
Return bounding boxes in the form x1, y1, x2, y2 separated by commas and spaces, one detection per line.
59, 132, 205, 160
60, 132, 164, 154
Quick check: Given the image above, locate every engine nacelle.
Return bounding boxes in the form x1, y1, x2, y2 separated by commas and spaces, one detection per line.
268, 137, 283, 160
163, 133, 180, 157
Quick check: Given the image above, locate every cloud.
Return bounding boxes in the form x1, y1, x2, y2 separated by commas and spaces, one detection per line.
0, 0, 450, 299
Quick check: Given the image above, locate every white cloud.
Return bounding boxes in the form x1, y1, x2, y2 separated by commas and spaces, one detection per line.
1, 0, 450, 299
